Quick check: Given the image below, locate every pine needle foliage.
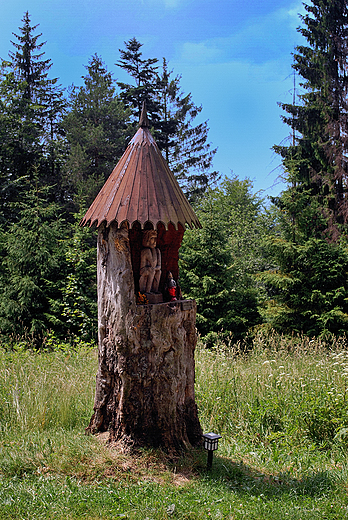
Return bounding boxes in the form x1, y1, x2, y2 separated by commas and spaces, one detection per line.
260, 237, 348, 336
179, 177, 269, 339
63, 54, 131, 209
117, 38, 218, 200
0, 177, 67, 339
274, 0, 348, 240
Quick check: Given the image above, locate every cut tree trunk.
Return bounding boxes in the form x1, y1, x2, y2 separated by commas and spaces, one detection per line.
86, 222, 202, 451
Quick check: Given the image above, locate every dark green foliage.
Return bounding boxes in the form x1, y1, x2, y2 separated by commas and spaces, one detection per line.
0, 13, 73, 343
0, 16, 222, 344
274, 0, 348, 240
179, 177, 267, 339
0, 178, 67, 339
0, 190, 98, 342
154, 58, 219, 201
117, 39, 218, 200
0, 69, 27, 225
179, 211, 234, 336
63, 54, 130, 209
213, 176, 275, 275
261, 237, 348, 336
58, 212, 97, 341
266, 1, 348, 336
0, 12, 67, 211
117, 37, 160, 127
5, 11, 348, 343
9, 11, 52, 102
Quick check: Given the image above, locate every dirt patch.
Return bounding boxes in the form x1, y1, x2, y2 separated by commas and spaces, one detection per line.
172, 473, 191, 486
91, 431, 201, 485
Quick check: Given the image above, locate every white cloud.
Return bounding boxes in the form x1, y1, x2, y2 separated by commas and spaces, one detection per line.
287, 1, 307, 27
180, 41, 221, 63
163, 0, 181, 6
177, 0, 305, 66
145, 0, 183, 8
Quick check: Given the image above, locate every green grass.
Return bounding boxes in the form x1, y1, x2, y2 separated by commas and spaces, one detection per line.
1, 332, 348, 519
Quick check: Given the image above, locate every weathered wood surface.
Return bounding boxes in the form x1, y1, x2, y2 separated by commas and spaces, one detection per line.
86, 222, 202, 451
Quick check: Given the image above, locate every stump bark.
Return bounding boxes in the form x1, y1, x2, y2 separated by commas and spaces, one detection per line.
86, 222, 202, 451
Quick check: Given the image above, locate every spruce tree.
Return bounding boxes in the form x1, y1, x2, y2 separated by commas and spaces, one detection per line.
154, 59, 218, 201
0, 176, 67, 339
117, 39, 218, 200
63, 54, 130, 208
179, 177, 265, 340
116, 37, 159, 127
0, 64, 26, 225
264, 0, 348, 335
57, 211, 97, 341
0, 11, 66, 216
261, 238, 348, 336
9, 12, 66, 183
274, 0, 348, 241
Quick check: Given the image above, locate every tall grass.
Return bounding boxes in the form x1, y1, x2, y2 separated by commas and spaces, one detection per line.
1, 332, 348, 519
0, 343, 98, 479
196, 331, 348, 471
0, 343, 96, 433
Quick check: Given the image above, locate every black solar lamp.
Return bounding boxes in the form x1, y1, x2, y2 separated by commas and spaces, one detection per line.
202, 432, 222, 469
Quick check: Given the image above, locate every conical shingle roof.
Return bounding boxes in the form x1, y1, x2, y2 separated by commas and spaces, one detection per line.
81, 106, 201, 230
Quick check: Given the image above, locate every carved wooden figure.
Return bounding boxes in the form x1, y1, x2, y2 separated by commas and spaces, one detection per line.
139, 230, 161, 294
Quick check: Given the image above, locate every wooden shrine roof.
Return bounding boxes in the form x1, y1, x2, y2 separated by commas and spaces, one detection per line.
80, 106, 201, 230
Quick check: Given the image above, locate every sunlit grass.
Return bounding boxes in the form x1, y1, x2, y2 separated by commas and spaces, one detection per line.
196, 331, 348, 471
0, 344, 96, 434
0, 332, 348, 519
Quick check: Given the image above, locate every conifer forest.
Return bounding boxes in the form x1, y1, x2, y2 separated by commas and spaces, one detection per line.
1, 1, 348, 347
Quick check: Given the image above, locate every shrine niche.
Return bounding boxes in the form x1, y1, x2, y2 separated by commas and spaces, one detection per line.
81, 103, 202, 451
129, 221, 185, 303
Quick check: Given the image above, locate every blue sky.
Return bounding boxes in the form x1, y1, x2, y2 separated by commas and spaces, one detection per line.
1, 0, 306, 198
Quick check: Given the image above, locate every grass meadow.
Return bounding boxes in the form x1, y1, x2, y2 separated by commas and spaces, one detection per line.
1, 331, 348, 519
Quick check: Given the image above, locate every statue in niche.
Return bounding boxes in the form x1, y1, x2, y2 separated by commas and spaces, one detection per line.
139, 230, 161, 294
165, 272, 177, 302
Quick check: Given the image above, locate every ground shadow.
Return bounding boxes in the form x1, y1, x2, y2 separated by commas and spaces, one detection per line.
186, 450, 338, 499
91, 433, 340, 499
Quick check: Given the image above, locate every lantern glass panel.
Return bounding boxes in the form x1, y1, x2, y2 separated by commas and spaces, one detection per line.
203, 432, 221, 451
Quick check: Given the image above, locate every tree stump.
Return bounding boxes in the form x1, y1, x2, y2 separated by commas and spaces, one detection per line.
86, 222, 202, 451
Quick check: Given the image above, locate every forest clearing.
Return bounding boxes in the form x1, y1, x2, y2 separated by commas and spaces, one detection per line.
2, 1, 348, 517
1, 2, 348, 346
1, 332, 348, 519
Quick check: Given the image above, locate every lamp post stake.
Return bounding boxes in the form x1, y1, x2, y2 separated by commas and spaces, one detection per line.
202, 432, 222, 470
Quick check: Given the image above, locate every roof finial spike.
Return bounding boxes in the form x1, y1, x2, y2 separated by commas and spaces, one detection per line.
139, 100, 150, 128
